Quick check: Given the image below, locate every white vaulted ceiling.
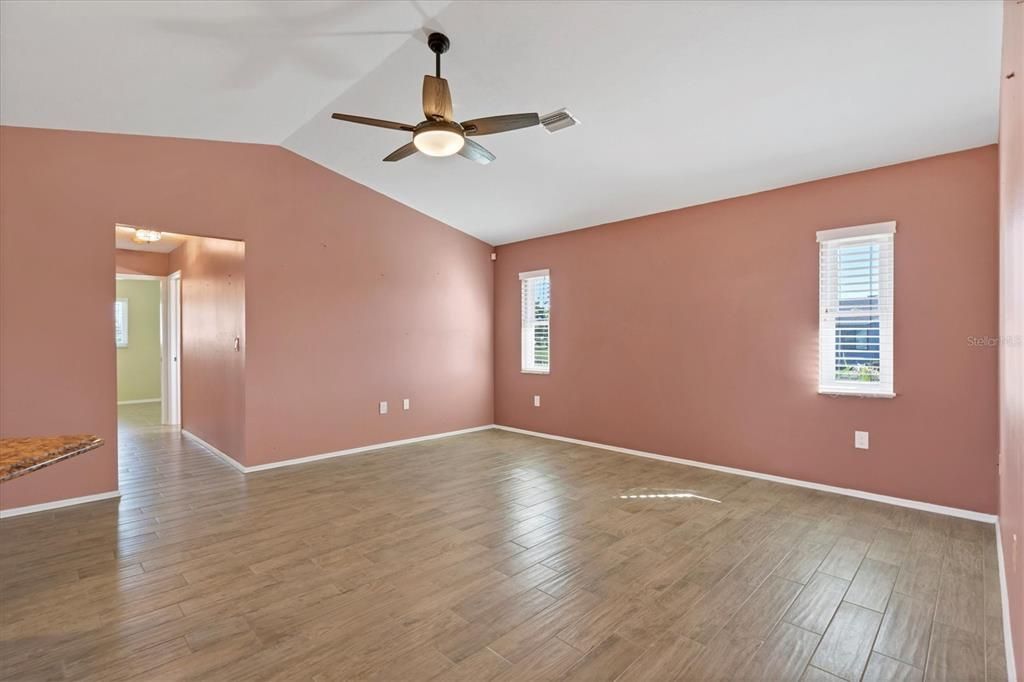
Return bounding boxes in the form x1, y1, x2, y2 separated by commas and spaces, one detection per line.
0, 0, 451, 144
1, 1, 1003, 244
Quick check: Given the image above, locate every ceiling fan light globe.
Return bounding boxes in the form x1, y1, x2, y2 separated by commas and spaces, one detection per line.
413, 127, 465, 157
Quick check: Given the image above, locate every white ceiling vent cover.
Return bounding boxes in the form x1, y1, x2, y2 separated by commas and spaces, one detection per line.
540, 108, 580, 133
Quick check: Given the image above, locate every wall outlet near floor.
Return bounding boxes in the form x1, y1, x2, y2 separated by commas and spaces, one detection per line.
379, 401, 388, 415
533, 395, 541, 407
403, 398, 410, 411
855, 430, 869, 449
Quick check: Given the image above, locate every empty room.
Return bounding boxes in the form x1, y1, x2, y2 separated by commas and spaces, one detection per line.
0, 1, 1020, 681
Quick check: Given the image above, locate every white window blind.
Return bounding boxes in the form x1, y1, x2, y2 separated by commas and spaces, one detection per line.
520, 269, 550, 373
114, 298, 129, 348
817, 222, 895, 397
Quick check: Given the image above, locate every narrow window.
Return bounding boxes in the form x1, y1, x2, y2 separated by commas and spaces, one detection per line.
520, 269, 550, 373
817, 222, 895, 397
114, 298, 129, 348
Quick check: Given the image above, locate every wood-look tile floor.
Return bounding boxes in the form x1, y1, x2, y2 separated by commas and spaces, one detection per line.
0, 405, 1008, 681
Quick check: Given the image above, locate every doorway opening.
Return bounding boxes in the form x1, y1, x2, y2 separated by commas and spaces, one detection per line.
114, 223, 246, 475
115, 272, 180, 430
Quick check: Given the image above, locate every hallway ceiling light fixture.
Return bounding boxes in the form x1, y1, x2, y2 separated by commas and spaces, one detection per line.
131, 228, 162, 244
331, 32, 549, 165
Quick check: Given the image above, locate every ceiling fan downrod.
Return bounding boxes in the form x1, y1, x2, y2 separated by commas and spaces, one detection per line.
428, 32, 450, 78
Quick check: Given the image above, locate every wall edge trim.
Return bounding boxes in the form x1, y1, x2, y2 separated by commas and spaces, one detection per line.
117, 398, 161, 405
996, 519, 1019, 682
493, 425, 997, 523
0, 490, 120, 519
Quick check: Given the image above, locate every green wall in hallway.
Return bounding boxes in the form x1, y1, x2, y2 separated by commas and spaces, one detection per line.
116, 278, 161, 403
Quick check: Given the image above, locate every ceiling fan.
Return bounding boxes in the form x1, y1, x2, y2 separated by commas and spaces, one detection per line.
330, 32, 540, 165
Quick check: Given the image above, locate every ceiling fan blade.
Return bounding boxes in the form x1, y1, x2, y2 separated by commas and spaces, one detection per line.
458, 138, 495, 165
331, 113, 415, 132
423, 75, 453, 120
383, 141, 418, 162
461, 113, 539, 136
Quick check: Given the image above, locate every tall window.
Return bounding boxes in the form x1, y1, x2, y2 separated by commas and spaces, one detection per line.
520, 269, 550, 373
114, 298, 129, 348
817, 222, 895, 397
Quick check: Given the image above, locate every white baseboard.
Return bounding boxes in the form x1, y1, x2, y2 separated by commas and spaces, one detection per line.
117, 398, 161, 405
996, 520, 1019, 682
181, 430, 246, 472
244, 425, 496, 472
0, 490, 120, 519
183, 424, 496, 474
494, 425, 997, 524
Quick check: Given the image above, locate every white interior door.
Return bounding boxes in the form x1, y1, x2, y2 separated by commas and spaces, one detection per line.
163, 271, 182, 426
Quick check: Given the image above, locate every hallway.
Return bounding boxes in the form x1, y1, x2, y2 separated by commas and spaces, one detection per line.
117, 402, 165, 430
115, 401, 242, 508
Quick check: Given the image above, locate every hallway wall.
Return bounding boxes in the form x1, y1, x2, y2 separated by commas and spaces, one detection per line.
169, 237, 246, 465
115, 278, 162, 403
115, 248, 170, 277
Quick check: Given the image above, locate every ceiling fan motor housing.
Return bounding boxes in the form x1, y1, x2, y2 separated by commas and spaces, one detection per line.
427, 32, 451, 55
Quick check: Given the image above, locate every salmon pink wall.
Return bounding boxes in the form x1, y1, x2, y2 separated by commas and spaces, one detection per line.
999, 0, 1023, 674
114, 248, 170, 277
0, 144, 119, 510
169, 236, 246, 465
0, 125, 494, 510
242, 150, 493, 467
494, 146, 999, 514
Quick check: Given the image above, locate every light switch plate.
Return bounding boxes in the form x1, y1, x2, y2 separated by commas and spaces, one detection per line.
855, 431, 869, 449
403, 398, 410, 411
379, 401, 388, 415
533, 395, 541, 407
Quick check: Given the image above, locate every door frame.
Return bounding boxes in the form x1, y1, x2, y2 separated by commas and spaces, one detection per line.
115, 272, 181, 426
164, 271, 182, 426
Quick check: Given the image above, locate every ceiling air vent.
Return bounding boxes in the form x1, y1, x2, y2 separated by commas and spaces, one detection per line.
540, 108, 579, 133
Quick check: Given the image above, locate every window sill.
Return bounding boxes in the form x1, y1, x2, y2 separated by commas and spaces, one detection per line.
521, 369, 550, 375
818, 388, 895, 399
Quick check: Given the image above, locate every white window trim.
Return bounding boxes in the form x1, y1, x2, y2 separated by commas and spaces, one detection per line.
815, 221, 895, 243
817, 221, 895, 398
520, 269, 550, 374
115, 298, 129, 348
820, 386, 896, 399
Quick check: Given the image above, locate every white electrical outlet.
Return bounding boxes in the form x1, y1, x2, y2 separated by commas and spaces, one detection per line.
379, 401, 388, 415
403, 398, 410, 411
533, 395, 541, 407
855, 431, 869, 449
